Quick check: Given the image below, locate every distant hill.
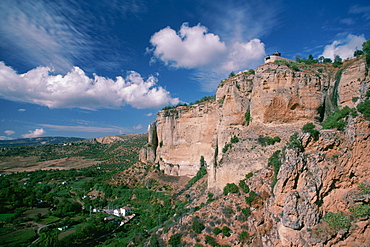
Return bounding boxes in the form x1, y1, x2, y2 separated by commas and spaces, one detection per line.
0, 137, 84, 147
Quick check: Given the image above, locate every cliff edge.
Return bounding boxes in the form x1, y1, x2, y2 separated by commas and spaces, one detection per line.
141, 56, 369, 193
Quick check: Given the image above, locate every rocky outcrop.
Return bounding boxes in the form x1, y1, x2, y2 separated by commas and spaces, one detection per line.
147, 56, 370, 246
158, 116, 370, 247
139, 122, 158, 163
155, 103, 218, 176
269, 117, 370, 246
140, 57, 369, 194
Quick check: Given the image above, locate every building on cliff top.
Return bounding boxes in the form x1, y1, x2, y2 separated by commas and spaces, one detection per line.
264, 51, 295, 64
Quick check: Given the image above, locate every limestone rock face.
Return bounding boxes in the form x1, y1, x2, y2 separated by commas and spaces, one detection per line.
155, 103, 217, 176
140, 57, 369, 194
139, 123, 158, 163
338, 57, 367, 108
269, 118, 370, 246
251, 63, 329, 123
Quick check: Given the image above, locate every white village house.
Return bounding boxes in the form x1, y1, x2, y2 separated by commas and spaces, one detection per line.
113, 207, 133, 217
264, 51, 295, 64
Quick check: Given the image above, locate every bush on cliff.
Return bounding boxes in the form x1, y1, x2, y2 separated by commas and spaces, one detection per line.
323, 212, 350, 230
357, 100, 370, 120
223, 183, 239, 195
363, 38, 370, 66
269, 150, 283, 189
230, 135, 239, 143
239, 180, 250, 193
322, 106, 357, 131
302, 122, 319, 140
286, 132, 303, 150
168, 233, 181, 247
192, 217, 205, 233
186, 156, 207, 189
257, 135, 281, 146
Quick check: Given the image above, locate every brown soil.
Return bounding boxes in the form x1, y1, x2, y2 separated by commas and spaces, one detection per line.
0, 156, 101, 174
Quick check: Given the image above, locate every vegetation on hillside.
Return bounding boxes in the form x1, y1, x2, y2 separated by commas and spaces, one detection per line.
0, 136, 192, 247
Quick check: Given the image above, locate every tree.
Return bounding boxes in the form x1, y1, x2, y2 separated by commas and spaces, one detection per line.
333, 55, 342, 68
239, 180, 250, 193
200, 156, 206, 167
228, 71, 236, 78
302, 122, 319, 140
192, 217, 205, 233
318, 56, 324, 63
223, 183, 239, 195
168, 233, 181, 247
323, 58, 332, 64
363, 39, 370, 65
363, 39, 370, 53
222, 226, 231, 237
354, 49, 364, 57
307, 54, 316, 64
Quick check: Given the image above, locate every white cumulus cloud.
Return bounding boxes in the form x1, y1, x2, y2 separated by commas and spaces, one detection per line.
22, 128, 46, 138
4, 130, 15, 135
222, 39, 265, 71
0, 62, 179, 109
150, 23, 266, 92
321, 34, 366, 60
150, 23, 227, 68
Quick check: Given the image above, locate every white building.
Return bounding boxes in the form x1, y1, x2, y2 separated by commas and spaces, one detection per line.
264, 51, 295, 64
113, 207, 133, 217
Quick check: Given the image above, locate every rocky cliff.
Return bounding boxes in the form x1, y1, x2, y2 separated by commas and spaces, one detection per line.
141, 56, 370, 246
141, 56, 369, 194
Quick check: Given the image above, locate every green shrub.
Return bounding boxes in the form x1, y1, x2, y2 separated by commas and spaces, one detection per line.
222, 226, 231, 237
322, 106, 356, 130
357, 100, 370, 120
230, 135, 239, 143
366, 90, 370, 98
191, 95, 216, 105
168, 233, 181, 247
349, 204, 370, 217
333, 55, 343, 68
192, 217, 205, 233
302, 122, 319, 140
245, 172, 253, 180
286, 132, 303, 150
241, 207, 251, 217
245, 111, 251, 126
223, 183, 239, 195
205, 235, 218, 246
244, 70, 255, 75
239, 180, 250, 193
257, 135, 281, 146
222, 143, 232, 153
268, 150, 283, 189
291, 65, 300, 71
245, 191, 256, 205
323, 212, 350, 230
213, 227, 221, 235
207, 192, 214, 202
228, 71, 236, 78
354, 49, 364, 57
186, 157, 207, 189
359, 183, 370, 194
239, 231, 249, 242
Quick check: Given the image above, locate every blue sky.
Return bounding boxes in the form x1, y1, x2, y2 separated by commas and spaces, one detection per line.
0, 0, 369, 139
